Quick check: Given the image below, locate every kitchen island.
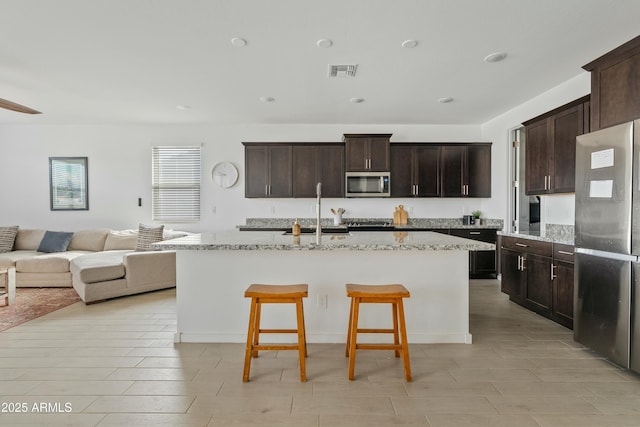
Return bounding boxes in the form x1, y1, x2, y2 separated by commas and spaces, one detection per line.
154, 231, 494, 344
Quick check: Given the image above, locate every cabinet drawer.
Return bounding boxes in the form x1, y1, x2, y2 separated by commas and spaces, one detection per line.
553, 243, 575, 263
500, 236, 552, 257
450, 228, 497, 243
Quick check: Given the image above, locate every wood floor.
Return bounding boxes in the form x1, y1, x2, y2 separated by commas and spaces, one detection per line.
1, 280, 639, 426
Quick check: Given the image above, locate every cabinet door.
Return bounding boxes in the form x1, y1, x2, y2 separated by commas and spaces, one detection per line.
345, 138, 368, 171
292, 146, 316, 197
245, 146, 269, 197
472, 250, 497, 278
267, 146, 292, 197
525, 119, 551, 195
318, 146, 345, 198
551, 104, 583, 193
415, 146, 441, 197
523, 254, 552, 316
390, 145, 415, 197
441, 145, 465, 197
368, 136, 390, 171
466, 145, 491, 197
500, 249, 523, 303
553, 260, 574, 329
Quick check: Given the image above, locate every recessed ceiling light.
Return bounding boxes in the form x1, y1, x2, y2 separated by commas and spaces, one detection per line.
259, 96, 275, 103
401, 39, 418, 48
438, 97, 454, 104
484, 52, 507, 63
350, 97, 365, 103
317, 38, 333, 48
231, 37, 247, 47
176, 104, 192, 110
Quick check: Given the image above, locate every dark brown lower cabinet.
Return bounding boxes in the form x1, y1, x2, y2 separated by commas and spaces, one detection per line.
523, 253, 552, 317
499, 236, 574, 329
449, 229, 497, 279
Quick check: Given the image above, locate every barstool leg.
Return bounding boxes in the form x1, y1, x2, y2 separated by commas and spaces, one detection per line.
347, 297, 360, 380
397, 298, 412, 382
300, 300, 308, 357
392, 301, 400, 358
296, 299, 307, 382
345, 297, 354, 357
252, 300, 262, 358
243, 297, 258, 382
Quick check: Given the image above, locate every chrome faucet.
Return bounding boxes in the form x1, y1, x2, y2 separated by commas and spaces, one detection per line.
316, 182, 322, 244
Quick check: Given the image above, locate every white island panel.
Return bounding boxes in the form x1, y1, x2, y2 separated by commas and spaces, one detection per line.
174, 248, 470, 344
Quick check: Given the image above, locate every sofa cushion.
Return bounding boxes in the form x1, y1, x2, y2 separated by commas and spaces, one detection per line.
70, 251, 129, 284
0, 226, 19, 253
135, 224, 164, 251
68, 229, 110, 252
16, 251, 89, 273
14, 229, 46, 250
104, 229, 138, 251
37, 231, 74, 253
0, 250, 40, 268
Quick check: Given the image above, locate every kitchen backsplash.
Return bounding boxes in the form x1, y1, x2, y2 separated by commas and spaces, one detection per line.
243, 217, 504, 229
545, 223, 574, 242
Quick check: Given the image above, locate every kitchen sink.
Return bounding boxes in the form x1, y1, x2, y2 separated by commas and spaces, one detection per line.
282, 227, 349, 235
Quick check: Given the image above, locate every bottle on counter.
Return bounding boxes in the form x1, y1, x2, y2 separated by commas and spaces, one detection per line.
292, 218, 301, 236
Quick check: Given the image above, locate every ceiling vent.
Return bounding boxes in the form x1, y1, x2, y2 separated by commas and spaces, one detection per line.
328, 64, 358, 77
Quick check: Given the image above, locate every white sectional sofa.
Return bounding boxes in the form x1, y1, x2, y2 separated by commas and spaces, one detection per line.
0, 227, 181, 303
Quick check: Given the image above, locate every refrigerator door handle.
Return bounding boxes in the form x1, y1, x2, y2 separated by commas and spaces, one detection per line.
575, 247, 639, 263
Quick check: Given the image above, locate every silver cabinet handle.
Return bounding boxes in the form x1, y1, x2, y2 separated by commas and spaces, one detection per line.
521, 256, 527, 270
265, 185, 269, 196
557, 250, 574, 256
469, 231, 481, 235
551, 263, 557, 280
515, 242, 529, 247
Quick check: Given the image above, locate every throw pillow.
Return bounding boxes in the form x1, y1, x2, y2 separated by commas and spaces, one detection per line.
135, 224, 164, 251
37, 230, 74, 253
0, 226, 19, 253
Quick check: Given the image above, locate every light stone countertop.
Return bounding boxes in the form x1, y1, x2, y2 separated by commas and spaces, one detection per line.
498, 224, 574, 246
154, 230, 496, 251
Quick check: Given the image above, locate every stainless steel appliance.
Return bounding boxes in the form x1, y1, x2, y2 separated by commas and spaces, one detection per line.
345, 172, 390, 197
574, 119, 640, 373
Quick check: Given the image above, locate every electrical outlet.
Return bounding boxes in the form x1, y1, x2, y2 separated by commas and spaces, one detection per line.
317, 294, 328, 309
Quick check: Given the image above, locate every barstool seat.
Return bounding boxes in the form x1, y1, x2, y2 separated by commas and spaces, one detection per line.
243, 284, 308, 382
345, 283, 412, 381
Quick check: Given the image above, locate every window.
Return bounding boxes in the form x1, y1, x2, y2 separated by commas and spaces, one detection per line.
152, 146, 201, 222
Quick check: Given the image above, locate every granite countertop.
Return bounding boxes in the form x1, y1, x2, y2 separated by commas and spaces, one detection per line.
154, 230, 496, 251
238, 217, 504, 231
498, 224, 574, 245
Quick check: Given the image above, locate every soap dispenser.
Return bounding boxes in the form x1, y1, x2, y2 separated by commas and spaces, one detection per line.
292, 218, 301, 236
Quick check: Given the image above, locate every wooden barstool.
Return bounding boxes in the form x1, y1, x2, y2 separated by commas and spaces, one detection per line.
243, 284, 308, 382
345, 284, 412, 381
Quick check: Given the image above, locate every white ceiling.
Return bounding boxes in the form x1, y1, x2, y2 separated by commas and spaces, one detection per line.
1, 0, 639, 126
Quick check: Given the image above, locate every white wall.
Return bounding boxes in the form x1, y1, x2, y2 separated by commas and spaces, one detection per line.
1, 73, 592, 233
481, 72, 590, 229
2, 123, 497, 232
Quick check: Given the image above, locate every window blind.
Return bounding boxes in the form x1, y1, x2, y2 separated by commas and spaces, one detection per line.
152, 146, 201, 222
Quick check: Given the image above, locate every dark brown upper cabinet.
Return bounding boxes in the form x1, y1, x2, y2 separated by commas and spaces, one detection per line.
583, 35, 640, 131
523, 95, 589, 195
390, 144, 441, 197
344, 134, 391, 171
441, 144, 492, 198
243, 143, 292, 198
292, 144, 344, 198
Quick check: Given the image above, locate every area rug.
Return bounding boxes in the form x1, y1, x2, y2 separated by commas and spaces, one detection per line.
0, 288, 81, 332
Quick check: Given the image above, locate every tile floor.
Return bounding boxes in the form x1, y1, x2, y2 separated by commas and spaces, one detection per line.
1, 280, 640, 426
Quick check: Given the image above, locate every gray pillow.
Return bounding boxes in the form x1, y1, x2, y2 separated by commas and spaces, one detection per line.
135, 224, 164, 251
37, 231, 74, 253
0, 226, 19, 253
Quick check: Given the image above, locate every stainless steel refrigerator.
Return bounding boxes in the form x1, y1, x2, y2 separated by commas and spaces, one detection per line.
574, 119, 640, 373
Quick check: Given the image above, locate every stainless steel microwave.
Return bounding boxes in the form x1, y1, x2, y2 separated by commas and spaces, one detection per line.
345, 172, 390, 197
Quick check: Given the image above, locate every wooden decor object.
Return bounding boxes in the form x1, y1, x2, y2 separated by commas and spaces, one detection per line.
243, 283, 308, 382
345, 283, 412, 381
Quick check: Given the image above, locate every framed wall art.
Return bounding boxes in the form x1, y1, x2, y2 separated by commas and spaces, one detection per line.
49, 157, 89, 210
